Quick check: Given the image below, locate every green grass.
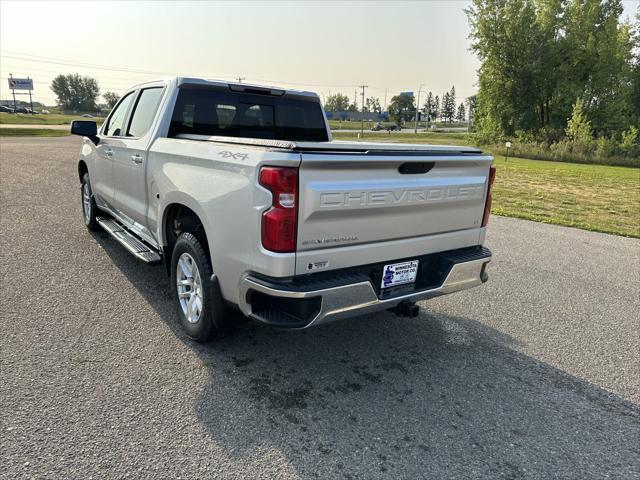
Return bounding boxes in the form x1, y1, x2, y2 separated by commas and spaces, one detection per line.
0, 112, 105, 125
332, 132, 640, 238
0, 128, 70, 137
491, 157, 639, 237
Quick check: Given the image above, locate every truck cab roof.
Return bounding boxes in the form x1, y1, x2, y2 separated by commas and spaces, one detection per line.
127, 76, 320, 100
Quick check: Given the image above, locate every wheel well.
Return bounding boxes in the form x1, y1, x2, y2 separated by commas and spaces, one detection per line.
163, 204, 210, 263
78, 160, 88, 182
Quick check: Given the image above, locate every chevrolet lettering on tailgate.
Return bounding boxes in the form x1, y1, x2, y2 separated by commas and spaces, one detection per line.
319, 185, 485, 209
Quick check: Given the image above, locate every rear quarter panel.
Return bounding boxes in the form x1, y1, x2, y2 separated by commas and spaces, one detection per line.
147, 138, 300, 302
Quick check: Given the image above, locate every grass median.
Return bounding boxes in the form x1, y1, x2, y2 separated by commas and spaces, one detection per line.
0, 112, 105, 125
333, 131, 640, 238
0, 128, 70, 137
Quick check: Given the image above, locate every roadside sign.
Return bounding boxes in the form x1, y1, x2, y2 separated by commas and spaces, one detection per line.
400, 91, 414, 97
8, 78, 33, 90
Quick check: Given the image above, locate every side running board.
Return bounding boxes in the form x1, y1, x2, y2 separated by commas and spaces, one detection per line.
97, 216, 162, 264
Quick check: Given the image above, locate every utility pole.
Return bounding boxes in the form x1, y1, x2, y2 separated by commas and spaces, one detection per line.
414, 84, 424, 134
9, 73, 17, 112
359, 84, 368, 137
236, 77, 245, 83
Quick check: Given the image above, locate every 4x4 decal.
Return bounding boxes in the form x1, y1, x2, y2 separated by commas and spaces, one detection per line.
219, 151, 248, 161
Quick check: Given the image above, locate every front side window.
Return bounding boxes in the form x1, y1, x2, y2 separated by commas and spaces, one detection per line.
168, 86, 328, 142
127, 87, 164, 137
104, 92, 135, 137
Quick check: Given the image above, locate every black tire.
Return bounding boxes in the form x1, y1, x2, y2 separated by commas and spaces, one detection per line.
170, 232, 238, 342
81, 173, 100, 231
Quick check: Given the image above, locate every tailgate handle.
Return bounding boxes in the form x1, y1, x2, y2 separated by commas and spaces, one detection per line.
398, 162, 435, 174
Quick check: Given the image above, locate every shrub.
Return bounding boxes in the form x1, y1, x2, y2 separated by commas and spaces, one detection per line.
595, 136, 618, 158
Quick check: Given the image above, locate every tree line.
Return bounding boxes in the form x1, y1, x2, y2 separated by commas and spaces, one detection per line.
466, 0, 639, 157
323, 93, 383, 113
324, 85, 470, 124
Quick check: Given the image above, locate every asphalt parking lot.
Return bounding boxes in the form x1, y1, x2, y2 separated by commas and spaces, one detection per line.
1, 136, 639, 479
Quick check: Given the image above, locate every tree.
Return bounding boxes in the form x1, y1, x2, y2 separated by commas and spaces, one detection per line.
565, 99, 592, 145
448, 86, 456, 122
50, 74, 99, 112
466, 0, 635, 139
102, 91, 120, 109
324, 93, 350, 112
365, 97, 381, 113
434, 95, 440, 122
465, 95, 477, 115
627, 8, 640, 125
441, 93, 449, 123
466, 0, 552, 137
347, 103, 359, 113
456, 102, 467, 122
423, 92, 437, 122
466, 95, 478, 128
387, 93, 415, 123
441, 91, 456, 123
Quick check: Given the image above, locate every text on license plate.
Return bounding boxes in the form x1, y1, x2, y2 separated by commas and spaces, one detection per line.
381, 260, 419, 289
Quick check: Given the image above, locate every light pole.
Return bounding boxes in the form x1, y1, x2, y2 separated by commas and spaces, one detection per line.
414, 84, 426, 134
359, 84, 368, 138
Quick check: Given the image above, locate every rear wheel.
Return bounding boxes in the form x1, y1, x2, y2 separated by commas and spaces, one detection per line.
171, 232, 238, 342
81, 173, 99, 231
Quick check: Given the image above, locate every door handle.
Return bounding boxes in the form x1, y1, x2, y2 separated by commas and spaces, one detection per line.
131, 154, 143, 164
105, 149, 114, 158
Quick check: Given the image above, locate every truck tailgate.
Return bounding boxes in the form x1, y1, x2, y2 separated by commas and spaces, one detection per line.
297, 152, 493, 253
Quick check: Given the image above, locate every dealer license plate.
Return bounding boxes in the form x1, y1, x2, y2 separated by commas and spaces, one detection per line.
380, 260, 419, 289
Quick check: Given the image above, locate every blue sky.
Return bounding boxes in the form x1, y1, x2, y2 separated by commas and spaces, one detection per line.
1, 1, 638, 107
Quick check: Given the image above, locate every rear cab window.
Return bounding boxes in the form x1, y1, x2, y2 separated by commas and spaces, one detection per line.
168, 85, 328, 142
127, 87, 164, 138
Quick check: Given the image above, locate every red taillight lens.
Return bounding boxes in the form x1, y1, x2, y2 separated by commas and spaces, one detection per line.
259, 166, 298, 253
482, 165, 496, 227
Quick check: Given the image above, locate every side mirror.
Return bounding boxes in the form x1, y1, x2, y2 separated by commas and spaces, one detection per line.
71, 120, 98, 145
71, 120, 98, 142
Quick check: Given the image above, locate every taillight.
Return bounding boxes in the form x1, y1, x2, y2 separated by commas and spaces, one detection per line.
259, 166, 298, 253
482, 165, 496, 227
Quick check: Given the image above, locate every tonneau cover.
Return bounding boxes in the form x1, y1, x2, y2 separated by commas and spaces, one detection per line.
174, 134, 483, 155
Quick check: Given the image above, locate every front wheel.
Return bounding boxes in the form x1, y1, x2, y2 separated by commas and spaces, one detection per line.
81, 173, 99, 231
171, 232, 238, 342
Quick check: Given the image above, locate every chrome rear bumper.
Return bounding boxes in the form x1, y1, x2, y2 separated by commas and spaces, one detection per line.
238, 250, 491, 329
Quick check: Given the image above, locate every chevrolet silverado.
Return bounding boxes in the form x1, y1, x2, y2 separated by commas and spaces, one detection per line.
71, 77, 495, 342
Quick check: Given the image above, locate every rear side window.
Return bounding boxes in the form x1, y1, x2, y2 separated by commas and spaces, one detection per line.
104, 92, 135, 137
169, 86, 328, 142
127, 87, 164, 137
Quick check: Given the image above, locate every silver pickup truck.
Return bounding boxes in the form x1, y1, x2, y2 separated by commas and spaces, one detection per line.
72, 77, 495, 342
